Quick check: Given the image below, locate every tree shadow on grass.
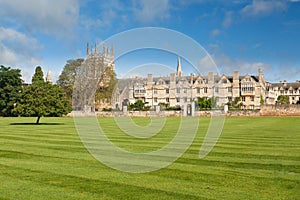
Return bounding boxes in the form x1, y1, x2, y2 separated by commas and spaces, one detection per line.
10, 123, 65, 125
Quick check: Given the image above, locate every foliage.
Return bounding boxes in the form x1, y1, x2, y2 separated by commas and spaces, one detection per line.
129, 100, 150, 111
260, 93, 265, 105
165, 106, 181, 111
197, 97, 216, 110
0, 65, 23, 116
15, 66, 71, 123
158, 102, 169, 110
227, 97, 243, 109
57, 59, 84, 101
277, 95, 290, 105
95, 66, 117, 107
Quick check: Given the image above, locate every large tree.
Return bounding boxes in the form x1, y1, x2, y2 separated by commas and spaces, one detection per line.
57, 59, 84, 101
0, 65, 23, 116
15, 66, 71, 124
277, 95, 290, 105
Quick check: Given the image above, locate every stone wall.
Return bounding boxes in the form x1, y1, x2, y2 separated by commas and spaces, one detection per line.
90, 105, 300, 117
260, 105, 300, 116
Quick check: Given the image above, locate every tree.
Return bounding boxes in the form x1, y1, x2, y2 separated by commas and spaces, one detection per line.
277, 95, 290, 105
95, 66, 117, 110
129, 100, 150, 111
15, 66, 71, 124
260, 93, 265, 105
0, 65, 23, 116
57, 59, 84, 101
226, 97, 243, 109
197, 97, 216, 110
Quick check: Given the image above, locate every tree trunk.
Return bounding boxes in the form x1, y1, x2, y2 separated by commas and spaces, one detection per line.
36, 116, 41, 124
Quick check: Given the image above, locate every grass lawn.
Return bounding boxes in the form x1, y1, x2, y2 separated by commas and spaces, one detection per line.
0, 116, 299, 199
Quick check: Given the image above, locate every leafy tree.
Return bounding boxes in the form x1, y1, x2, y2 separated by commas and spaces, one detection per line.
57, 59, 84, 101
260, 93, 265, 105
15, 66, 71, 124
197, 97, 216, 110
277, 95, 290, 105
0, 65, 23, 116
227, 97, 243, 109
95, 66, 117, 109
129, 100, 150, 111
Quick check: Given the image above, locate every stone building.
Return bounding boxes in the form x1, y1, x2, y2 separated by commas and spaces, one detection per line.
266, 80, 300, 104
117, 57, 269, 110
79, 42, 115, 111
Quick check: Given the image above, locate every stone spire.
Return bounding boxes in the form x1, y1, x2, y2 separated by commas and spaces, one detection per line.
176, 55, 182, 77
46, 70, 51, 83
86, 42, 89, 56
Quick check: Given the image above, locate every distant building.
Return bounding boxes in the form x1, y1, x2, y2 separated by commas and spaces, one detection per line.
117, 57, 300, 110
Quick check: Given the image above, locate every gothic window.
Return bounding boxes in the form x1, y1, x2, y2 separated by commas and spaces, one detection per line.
197, 88, 200, 94
176, 88, 180, 93
176, 98, 180, 103
166, 88, 169, 94
242, 96, 246, 101
166, 98, 169, 102
183, 88, 187, 93
154, 98, 157, 103
204, 87, 207, 93
215, 87, 219, 93
154, 89, 157, 94
222, 79, 227, 84
228, 97, 232, 102
250, 96, 254, 101
228, 87, 232, 92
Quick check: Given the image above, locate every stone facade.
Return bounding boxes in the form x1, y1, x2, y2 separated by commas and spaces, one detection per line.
117, 57, 269, 110
116, 57, 300, 110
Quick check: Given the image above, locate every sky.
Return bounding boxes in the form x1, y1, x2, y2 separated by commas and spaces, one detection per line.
0, 0, 299, 83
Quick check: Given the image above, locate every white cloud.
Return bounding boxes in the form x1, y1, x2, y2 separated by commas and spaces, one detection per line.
222, 11, 233, 28
241, 0, 287, 17
197, 53, 273, 77
132, 0, 170, 23
0, 27, 42, 82
210, 29, 221, 37
0, 0, 80, 36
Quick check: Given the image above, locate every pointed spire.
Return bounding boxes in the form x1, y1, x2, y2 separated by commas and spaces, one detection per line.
103, 43, 106, 55
46, 70, 51, 83
86, 42, 89, 56
177, 55, 182, 77
111, 45, 114, 57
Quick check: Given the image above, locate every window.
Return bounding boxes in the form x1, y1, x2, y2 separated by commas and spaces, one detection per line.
184, 97, 187, 102
215, 87, 219, 93
242, 96, 246, 101
154, 89, 157, 94
154, 98, 157, 103
183, 88, 187, 93
228, 97, 232, 102
222, 79, 227, 84
250, 105, 254, 109
166, 98, 169, 102
289, 90, 293, 94
250, 96, 254, 101
204, 87, 207, 93
228, 87, 232, 92
176, 88, 180, 94
197, 88, 200, 94
176, 98, 180, 103
166, 88, 169, 94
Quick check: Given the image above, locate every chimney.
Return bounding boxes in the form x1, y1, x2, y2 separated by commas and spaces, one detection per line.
283, 80, 287, 87
208, 72, 214, 84
190, 73, 194, 84
147, 74, 153, 85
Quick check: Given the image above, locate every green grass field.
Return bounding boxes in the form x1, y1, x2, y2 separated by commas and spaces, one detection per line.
0, 116, 299, 199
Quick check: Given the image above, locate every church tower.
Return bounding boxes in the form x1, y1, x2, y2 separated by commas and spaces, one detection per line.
176, 56, 182, 77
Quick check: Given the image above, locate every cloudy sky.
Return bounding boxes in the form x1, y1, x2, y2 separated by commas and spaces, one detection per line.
0, 0, 299, 83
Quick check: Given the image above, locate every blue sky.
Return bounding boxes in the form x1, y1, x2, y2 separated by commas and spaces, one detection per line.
0, 0, 299, 83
